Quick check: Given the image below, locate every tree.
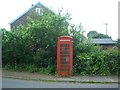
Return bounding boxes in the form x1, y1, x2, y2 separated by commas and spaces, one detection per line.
87, 31, 98, 38
2, 11, 71, 73
87, 30, 111, 39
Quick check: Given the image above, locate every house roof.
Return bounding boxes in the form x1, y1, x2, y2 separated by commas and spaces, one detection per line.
9, 2, 54, 25
92, 38, 116, 45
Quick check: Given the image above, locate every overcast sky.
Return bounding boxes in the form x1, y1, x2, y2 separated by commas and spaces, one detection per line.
0, 0, 119, 40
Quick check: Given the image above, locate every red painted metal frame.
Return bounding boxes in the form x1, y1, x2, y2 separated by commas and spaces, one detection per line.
57, 36, 73, 77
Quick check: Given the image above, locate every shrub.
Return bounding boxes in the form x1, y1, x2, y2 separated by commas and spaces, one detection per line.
2, 11, 70, 74
73, 47, 119, 76
2, 11, 119, 76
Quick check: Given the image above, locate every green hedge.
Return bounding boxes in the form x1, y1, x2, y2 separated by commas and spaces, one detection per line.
1, 12, 119, 75
73, 48, 119, 75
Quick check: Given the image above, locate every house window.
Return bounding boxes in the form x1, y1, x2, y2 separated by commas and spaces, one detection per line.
35, 8, 43, 15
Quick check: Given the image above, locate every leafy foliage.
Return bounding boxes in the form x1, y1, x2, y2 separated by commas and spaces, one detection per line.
87, 30, 111, 39
117, 39, 120, 49
73, 47, 119, 75
2, 11, 119, 76
2, 12, 70, 74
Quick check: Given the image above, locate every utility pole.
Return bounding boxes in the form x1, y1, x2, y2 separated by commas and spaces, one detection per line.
104, 23, 108, 35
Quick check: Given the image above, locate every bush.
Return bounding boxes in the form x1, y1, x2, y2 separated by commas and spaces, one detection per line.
2, 11, 119, 76
104, 48, 119, 75
2, 11, 70, 74
73, 47, 119, 76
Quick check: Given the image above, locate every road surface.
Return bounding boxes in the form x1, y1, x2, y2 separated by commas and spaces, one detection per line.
2, 78, 118, 88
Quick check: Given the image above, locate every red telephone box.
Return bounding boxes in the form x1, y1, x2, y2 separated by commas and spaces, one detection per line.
57, 36, 73, 77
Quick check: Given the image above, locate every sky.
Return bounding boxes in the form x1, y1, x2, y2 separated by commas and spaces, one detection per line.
0, 0, 119, 40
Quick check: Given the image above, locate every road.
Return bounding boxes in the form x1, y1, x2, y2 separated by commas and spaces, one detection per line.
2, 78, 118, 88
